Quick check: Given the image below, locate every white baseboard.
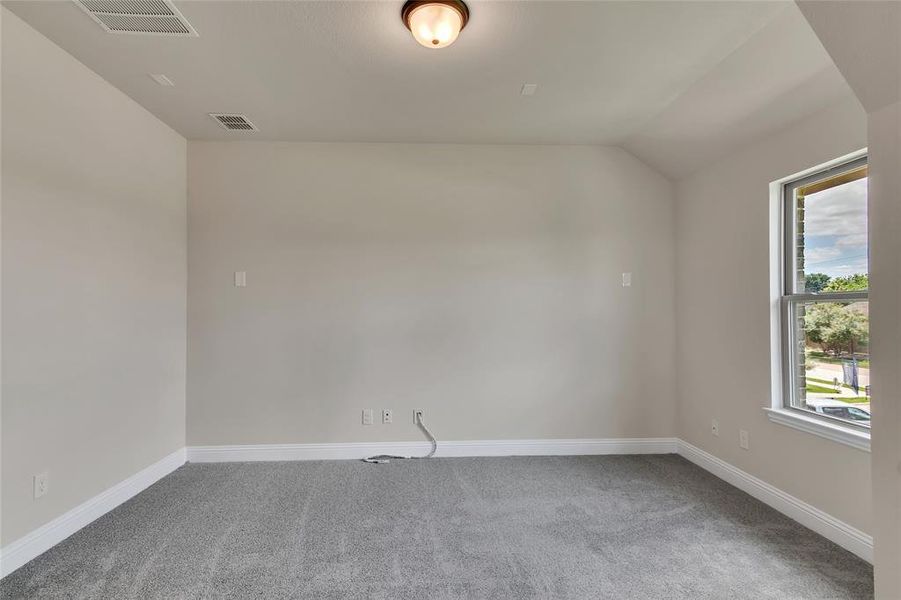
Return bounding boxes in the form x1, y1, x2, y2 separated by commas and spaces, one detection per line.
676, 440, 873, 563
0, 448, 186, 578
186, 437, 679, 463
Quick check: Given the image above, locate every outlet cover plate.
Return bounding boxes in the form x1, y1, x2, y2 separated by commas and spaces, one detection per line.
34, 472, 49, 499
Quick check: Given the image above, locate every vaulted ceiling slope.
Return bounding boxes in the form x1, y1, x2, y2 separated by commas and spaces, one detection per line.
797, 0, 901, 114
3, 0, 857, 178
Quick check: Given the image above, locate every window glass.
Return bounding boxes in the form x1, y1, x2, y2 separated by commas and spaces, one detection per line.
784, 158, 869, 429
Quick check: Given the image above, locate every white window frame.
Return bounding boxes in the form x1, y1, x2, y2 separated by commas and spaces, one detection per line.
765, 150, 871, 452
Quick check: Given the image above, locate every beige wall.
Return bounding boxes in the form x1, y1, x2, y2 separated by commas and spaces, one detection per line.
1, 9, 187, 545
868, 100, 901, 598
187, 142, 675, 445
675, 97, 871, 534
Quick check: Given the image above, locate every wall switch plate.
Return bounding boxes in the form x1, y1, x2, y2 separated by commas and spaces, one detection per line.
413, 409, 424, 425
34, 472, 49, 499
382, 409, 392, 424
739, 429, 749, 450
711, 419, 720, 437
622, 272, 632, 287
362, 409, 374, 426
234, 271, 247, 287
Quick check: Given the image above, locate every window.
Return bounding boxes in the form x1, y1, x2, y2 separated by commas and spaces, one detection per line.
780, 156, 870, 433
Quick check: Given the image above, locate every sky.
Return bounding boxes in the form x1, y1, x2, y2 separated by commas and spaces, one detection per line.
803, 177, 868, 279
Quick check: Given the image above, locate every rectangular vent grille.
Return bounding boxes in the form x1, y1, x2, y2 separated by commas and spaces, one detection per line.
79, 0, 173, 15
209, 114, 259, 132
74, 0, 198, 36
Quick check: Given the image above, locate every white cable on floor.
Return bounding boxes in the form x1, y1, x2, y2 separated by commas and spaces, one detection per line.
362, 412, 437, 464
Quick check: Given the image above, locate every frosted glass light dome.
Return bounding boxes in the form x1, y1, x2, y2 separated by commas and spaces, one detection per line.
403, 1, 469, 49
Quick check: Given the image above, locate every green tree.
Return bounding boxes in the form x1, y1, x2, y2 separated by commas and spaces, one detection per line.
824, 308, 869, 356
824, 273, 868, 292
805, 272, 831, 293
804, 303, 869, 357
804, 303, 840, 349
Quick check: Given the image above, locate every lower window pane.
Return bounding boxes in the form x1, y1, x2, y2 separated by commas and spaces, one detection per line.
791, 300, 870, 427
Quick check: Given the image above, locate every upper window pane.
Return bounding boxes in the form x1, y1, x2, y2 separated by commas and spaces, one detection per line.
792, 164, 868, 294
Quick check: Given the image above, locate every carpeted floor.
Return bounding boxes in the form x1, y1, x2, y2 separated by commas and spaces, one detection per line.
1, 455, 873, 599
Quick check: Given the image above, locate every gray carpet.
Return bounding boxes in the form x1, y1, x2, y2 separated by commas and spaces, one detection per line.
1, 455, 873, 599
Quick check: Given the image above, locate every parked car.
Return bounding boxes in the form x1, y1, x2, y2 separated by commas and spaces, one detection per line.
805, 398, 870, 422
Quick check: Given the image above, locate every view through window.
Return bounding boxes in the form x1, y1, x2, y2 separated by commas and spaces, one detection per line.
783, 157, 869, 429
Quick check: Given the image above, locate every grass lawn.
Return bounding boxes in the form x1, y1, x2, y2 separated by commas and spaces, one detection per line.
807, 383, 840, 394
806, 351, 870, 369
805, 381, 870, 403
807, 376, 851, 388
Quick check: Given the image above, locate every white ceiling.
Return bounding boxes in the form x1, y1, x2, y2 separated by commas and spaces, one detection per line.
3, 0, 856, 178
622, 4, 855, 178
798, 0, 901, 113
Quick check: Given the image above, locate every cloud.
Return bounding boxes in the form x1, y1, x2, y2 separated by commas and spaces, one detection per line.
806, 245, 841, 264
801, 177, 868, 278
803, 178, 867, 241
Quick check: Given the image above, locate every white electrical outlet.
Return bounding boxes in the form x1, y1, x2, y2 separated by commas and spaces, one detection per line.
413, 409, 424, 425
382, 409, 393, 424
362, 409, 374, 426
711, 419, 720, 437
234, 271, 247, 287
739, 429, 750, 450
34, 472, 49, 499
622, 272, 632, 287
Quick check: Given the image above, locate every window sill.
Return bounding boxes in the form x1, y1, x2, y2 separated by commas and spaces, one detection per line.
764, 408, 870, 452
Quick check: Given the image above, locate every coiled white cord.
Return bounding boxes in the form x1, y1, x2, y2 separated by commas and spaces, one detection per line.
363, 412, 437, 464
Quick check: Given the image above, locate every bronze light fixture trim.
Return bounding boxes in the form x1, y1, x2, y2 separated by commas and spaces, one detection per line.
402, 0, 470, 48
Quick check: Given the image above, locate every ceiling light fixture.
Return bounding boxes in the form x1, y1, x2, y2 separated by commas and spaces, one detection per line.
402, 0, 469, 49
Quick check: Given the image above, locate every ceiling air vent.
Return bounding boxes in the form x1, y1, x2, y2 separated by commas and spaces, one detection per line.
209, 114, 259, 132
73, 0, 198, 37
